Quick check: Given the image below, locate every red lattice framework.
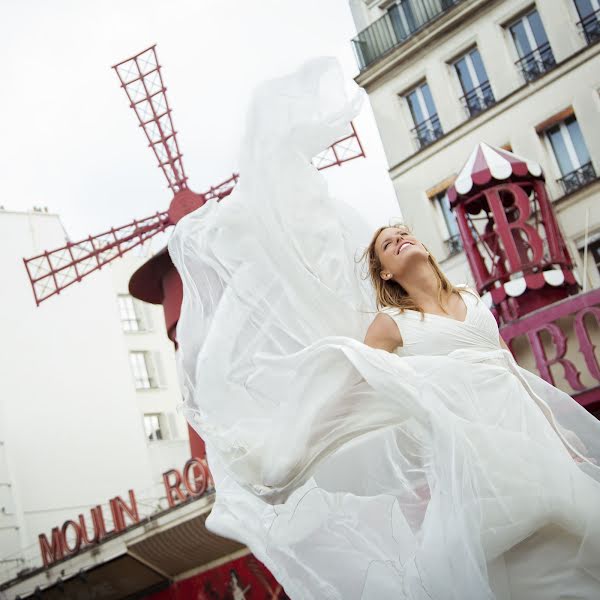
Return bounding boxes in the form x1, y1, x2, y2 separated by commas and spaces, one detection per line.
24, 45, 366, 306
114, 47, 188, 193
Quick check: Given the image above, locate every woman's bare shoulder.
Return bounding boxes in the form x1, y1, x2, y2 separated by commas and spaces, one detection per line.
364, 311, 403, 351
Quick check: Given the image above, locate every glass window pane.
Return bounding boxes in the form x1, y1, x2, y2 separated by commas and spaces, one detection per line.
510, 20, 532, 57
407, 89, 425, 124
144, 414, 163, 441
527, 11, 549, 47
575, 0, 595, 19
421, 83, 437, 118
388, 5, 408, 40
130, 351, 151, 389
590, 240, 600, 272
400, 0, 418, 32
437, 192, 460, 237
118, 294, 140, 332
566, 118, 591, 166
547, 126, 574, 175
454, 57, 474, 93
469, 49, 488, 85
144, 415, 153, 438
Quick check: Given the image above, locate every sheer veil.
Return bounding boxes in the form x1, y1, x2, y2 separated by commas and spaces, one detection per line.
167, 57, 600, 600
168, 56, 385, 501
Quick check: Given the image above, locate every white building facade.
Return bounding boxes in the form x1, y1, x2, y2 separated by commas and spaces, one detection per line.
348, 0, 600, 288
0, 208, 190, 584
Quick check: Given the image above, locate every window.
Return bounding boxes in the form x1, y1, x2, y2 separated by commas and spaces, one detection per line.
545, 116, 596, 194
589, 239, 600, 276
388, 1, 418, 41
578, 237, 600, 291
118, 294, 148, 332
129, 351, 162, 389
353, 0, 461, 71
144, 414, 163, 441
387, 1, 459, 40
575, 0, 600, 45
453, 48, 495, 117
434, 191, 463, 256
405, 82, 443, 149
509, 9, 555, 81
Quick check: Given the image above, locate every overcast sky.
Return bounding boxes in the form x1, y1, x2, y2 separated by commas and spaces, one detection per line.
1, 0, 401, 255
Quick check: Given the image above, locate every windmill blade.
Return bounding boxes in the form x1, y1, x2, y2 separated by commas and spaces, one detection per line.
23, 212, 171, 306
202, 173, 240, 201
200, 124, 365, 201
313, 122, 365, 170
25, 44, 368, 307
113, 45, 188, 194
203, 125, 364, 179
24, 123, 366, 307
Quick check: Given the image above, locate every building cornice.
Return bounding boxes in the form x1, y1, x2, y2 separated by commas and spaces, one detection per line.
354, 0, 494, 90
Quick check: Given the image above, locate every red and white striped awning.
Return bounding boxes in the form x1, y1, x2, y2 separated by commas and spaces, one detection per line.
448, 143, 543, 204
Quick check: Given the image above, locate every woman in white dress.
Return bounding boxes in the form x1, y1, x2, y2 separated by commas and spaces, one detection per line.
363, 223, 508, 352
361, 222, 600, 598
168, 57, 600, 599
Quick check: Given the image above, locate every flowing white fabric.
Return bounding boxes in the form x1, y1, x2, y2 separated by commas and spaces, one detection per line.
167, 57, 600, 599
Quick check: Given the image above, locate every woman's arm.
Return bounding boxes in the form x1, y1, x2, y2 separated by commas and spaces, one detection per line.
499, 334, 511, 353
364, 313, 403, 353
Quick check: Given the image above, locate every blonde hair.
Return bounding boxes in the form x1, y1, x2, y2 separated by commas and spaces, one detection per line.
360, 222, 468, 319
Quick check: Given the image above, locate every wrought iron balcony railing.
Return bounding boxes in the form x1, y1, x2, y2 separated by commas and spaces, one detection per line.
352, 0, 464, 71
460, 81, 496, 118
557, 161, 597, 195
577, 9, 600, 46
411, 114, 444, 149
445, 234, 463, 257
515, 42, 556, 82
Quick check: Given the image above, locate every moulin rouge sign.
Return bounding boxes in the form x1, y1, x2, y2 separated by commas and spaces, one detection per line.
38, 457, 213, 568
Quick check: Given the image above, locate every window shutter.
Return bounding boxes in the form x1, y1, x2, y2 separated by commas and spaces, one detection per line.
141, 301, 153, 331
151, 351, 166, 388
156, 413, 165, 440
167, 412, 179, 440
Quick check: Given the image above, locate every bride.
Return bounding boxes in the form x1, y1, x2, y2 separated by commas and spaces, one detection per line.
168, 57, 600, 599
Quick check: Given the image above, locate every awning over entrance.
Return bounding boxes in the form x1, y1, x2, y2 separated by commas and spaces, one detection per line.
3, 495, 245, 599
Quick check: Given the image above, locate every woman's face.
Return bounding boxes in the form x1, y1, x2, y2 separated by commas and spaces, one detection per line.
374, 226, 429, 282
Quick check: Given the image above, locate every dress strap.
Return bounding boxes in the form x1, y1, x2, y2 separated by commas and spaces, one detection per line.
456, 282, 479, 296
378, 305, 406, 320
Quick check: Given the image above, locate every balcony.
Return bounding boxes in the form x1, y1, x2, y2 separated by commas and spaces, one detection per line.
352, 0, 464, 71
557, 162, 597, 195
444, 234, 463, 257
411, 114, 444, 149
460, 81, 496, 118
515, 42, 556, 82
577, 9, 600, 46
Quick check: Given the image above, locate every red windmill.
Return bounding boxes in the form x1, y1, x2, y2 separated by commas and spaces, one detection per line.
22, 45, 366, 458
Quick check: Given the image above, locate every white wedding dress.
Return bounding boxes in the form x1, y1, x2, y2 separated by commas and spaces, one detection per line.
167, 57, 600, 599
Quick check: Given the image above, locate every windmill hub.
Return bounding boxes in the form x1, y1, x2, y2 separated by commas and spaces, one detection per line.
167, 189, 206, 225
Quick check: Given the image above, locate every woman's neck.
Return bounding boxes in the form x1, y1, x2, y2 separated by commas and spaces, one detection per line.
399, 270, 446, 310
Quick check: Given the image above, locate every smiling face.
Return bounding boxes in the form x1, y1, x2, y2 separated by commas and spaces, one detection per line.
374, 225, 429, 282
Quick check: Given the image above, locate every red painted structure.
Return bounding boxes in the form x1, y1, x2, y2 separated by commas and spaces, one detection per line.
37, 457, 212, 569
146, 553, 289, 600
449, 143, 600, 413
448, 143, 578, 323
